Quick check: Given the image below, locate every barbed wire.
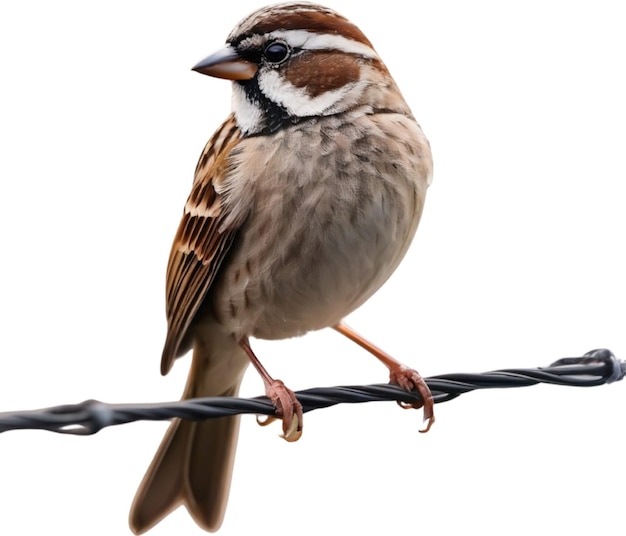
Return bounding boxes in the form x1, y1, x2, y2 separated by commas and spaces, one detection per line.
0, 348, 622, 436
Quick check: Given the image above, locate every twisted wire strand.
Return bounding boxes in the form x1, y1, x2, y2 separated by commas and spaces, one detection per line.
0, 348, 622, 436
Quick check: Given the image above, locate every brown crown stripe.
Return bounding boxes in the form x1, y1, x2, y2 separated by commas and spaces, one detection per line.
241, 11, 373, 49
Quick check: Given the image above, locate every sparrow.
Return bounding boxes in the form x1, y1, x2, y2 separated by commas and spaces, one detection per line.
130, 2, 434, 533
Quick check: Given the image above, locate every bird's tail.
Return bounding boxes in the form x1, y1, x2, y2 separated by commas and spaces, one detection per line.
129, 328, 249, 534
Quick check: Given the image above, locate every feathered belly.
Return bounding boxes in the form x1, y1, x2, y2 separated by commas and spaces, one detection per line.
213, 167, 424, 340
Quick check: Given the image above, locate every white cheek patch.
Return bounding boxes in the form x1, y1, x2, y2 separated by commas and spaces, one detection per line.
231, 83, 264, 134
259, 70, 366, 117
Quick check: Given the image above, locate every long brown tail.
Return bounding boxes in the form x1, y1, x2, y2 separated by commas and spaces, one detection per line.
130, 333, 249, 533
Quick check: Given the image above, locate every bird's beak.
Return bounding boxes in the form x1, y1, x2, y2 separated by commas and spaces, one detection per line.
192, 45, 257, 80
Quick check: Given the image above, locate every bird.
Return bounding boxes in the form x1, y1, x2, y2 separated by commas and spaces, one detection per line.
129, 2, 434, 533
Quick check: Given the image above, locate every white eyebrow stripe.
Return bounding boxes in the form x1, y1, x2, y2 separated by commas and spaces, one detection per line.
270, 29, 378, 59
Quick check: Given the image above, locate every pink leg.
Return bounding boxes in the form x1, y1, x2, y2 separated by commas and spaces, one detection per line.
333, 322, 435, 432
240, 337, 303, 442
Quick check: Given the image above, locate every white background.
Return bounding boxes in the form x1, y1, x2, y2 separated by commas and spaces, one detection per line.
1, 1, 624, 535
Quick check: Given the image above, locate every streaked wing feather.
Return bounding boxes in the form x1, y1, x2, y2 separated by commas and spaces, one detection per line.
161, 115, 242, 375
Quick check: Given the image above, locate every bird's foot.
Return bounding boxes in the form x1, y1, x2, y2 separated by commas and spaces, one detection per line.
257, 379, 303, 442
389, 364, 435, 433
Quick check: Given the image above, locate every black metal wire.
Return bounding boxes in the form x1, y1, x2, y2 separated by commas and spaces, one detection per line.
0, 348, 622, 436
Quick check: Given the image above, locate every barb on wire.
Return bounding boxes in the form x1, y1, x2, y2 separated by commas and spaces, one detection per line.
0, 348, 622, 436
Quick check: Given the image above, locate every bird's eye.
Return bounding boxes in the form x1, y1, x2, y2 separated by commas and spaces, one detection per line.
263, 41, 290, 64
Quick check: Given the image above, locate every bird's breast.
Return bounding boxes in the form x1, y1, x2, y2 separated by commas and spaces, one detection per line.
211, 112, 431, 340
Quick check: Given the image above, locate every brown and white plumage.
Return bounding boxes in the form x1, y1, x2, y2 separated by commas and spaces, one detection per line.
130, 2, 433, 533
160, 116, 243, 374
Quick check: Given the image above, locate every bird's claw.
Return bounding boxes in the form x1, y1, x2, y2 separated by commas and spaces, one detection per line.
390, 364, 435, 433
258, 379, 303, 442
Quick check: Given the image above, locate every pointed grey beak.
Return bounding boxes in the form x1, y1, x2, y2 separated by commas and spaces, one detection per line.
192, 45, 257, 80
